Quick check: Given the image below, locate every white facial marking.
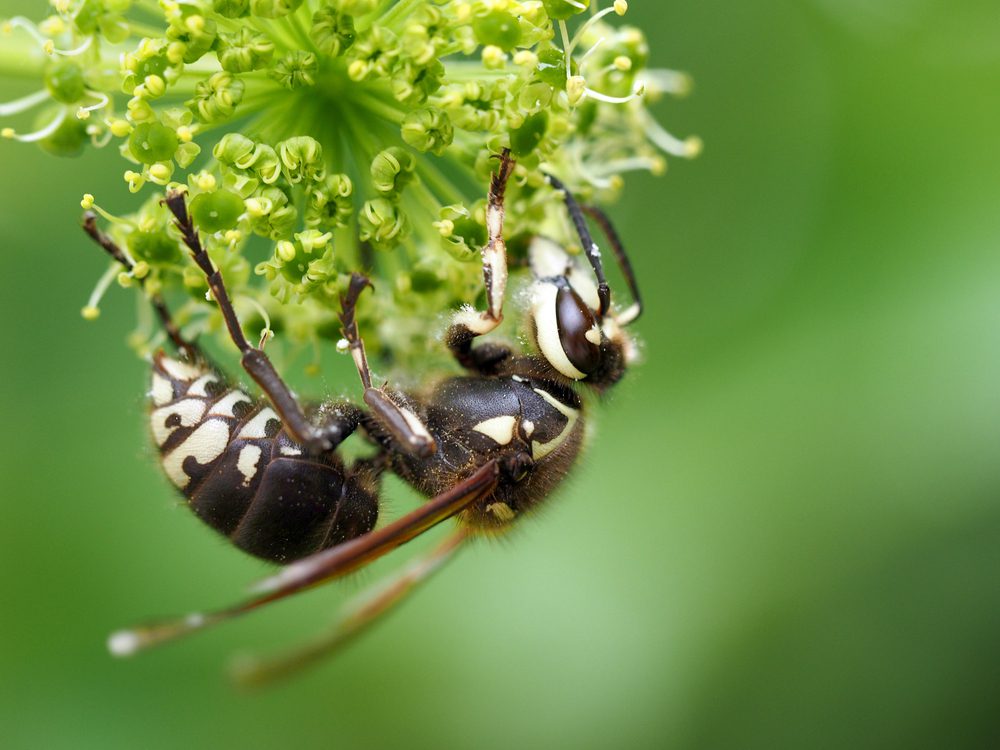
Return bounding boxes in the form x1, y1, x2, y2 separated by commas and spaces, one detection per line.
531, 388, 580, 460
209, 390, 252, 418
568, 266, 601, 312
584, 325, 602, 346
151, 399, 207, 447
150, 374, 173, 406
522, 420, 535, 437
529, 237, 571, 278
485, 502, 516, 523
472, 415, 517, 445
617, 302, 641, 326
161, 419, 230, 488
236, 445, 262, 487
186, 374, 220, 397
237, 407, 280, 439
159, 357, 203, 382
532, 283, 587, 380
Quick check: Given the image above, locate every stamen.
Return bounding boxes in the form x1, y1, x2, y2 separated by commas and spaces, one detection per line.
584, 80, 644, 104
82, 262, 119, 320
588, 155, 666, 178
2, 108, 66, 142
645, 68, 693, 97
0, 89, 49, 117
578, 36, 605, 68
80, 194, 138, 227
559, 20, 573, 78
76, 91, 109, 119
54, 35, 92, 57
571, 6, 619, 50
642, 110, 702, 158
4, 16, 91, 55
237, 296, 273, 349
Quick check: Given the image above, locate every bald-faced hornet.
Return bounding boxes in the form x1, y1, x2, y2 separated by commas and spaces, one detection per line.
86, 150, 643, 682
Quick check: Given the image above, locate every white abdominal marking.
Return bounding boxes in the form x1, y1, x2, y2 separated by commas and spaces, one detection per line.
151, 399, 208, 447
238, 407, 280, 439
209, 390, 252, 418
531, 389, 580, 460
161, 419, 230, 488
473, 415, 517, 445
236, 445, 263, 487
186, 374, 220, 397
159, 357, 203, 382
150, 374, 173, 406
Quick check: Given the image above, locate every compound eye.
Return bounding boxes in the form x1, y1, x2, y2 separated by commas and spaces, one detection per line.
556, 286, 602, 375
533, 281, 603, 380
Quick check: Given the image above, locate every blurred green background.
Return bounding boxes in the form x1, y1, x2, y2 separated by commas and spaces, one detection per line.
2, 1, 1000, 748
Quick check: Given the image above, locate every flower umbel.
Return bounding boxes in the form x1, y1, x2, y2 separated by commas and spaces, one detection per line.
2, 0, 697, 370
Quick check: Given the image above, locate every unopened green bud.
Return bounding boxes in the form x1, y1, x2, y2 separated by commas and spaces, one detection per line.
167, 11, 217, 64
358, 198, 408, 250
371, 147, 416, 195
278, 136, 324, 183
218, 28, 275, 72
188, 72, 245, 122
214, 132, 255, 165
310, 6, 354, 57
270, 50, 318, 90
306, 173, 354, 229
401, 107, 453, 155
436, 203, 485, 262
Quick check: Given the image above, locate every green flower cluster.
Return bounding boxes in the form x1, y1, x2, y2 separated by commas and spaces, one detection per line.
2, 0, 697, 372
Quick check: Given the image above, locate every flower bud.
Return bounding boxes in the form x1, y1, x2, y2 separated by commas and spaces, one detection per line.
188, 72, 245, 122
371, 147, 415, 195
269, 50, 318, 90
358, 198, 408, 251
278, 136, 324, 183
310, 6, 355, 57
218, 28, 275, 72
401, 107, 453, 155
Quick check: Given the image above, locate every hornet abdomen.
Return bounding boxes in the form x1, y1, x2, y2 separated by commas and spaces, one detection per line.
149, 352, 378, 563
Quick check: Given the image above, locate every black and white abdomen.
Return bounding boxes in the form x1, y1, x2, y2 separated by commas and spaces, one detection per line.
149, 353, 378, 563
